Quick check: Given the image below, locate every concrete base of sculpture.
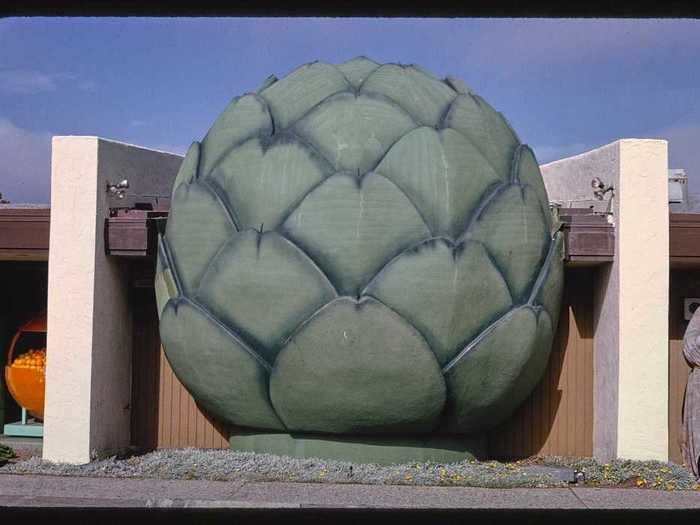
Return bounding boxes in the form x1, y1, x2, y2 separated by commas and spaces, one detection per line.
229, 432, 486, 465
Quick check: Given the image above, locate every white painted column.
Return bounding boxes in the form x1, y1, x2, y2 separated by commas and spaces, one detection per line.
43, 137, 182, 464
44, 137, 101, 463
541, 139, 669, 461
616, 139, 669, 460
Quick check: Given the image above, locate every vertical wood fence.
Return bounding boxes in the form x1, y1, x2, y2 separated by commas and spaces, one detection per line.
489, 267, 594, 459
668, 270, 699, 465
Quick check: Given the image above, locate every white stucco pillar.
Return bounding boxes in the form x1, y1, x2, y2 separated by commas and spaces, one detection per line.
43, 136, 182, 464
541, 139, 669, 461
44, 137, 132, 463
615, 139, 669, 460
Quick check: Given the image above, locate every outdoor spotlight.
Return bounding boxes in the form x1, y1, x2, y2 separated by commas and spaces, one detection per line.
591, 177, 614, 200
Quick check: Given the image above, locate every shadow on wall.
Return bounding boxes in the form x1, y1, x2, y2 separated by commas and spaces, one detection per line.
129, 280, 228, 450
489, 267, 597, 461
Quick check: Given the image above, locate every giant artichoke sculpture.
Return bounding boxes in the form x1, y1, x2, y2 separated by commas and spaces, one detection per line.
155, 57, 564, 460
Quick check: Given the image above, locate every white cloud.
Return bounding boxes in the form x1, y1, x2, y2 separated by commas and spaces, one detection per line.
0, 118, 51, 204
0, 68, 95, 95
0, 69, 58, 95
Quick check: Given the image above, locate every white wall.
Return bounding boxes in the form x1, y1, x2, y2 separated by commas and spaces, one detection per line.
540, 139, 669, 461
43, 137, 182, 464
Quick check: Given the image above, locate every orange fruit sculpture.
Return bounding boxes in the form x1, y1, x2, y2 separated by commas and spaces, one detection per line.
4, 315, 46, 420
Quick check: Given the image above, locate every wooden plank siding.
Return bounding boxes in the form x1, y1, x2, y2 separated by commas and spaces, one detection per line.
131, 266, 596, 457
668, 270, 699, 465
129, 285, 227, 450
489, 267, 595, 459
0, 206, 50, 261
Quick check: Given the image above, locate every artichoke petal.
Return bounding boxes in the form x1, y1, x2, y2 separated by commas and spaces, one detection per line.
513, 145, 553, 232
269, 296, 446, 434
468, 184, 549, 302
364, 238, 512, 367
165, 182, 236, 293
259, 61, 351, 130
282, 172, 431, 296
361, 63, 457, 127
293, 92, 418, 174
443, 306, 546, 433
200, 94, 273, 177
444, 76, 472, 95
160, 299, 285, 431
196, 230, 337, 363
442, 94, 519, 180
155, 234, 179, 319
171, 142, 200, 197
337, 56, 381, 88
533, 232, 565, 329
376, 126, 502, 238
208, 135, 333, 231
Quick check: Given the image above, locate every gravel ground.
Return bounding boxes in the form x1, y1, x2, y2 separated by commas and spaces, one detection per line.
1, 448, 699, 490
540, 456, 699, 490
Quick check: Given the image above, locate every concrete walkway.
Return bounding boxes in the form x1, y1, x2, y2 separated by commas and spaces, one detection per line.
0, 473, 699, 509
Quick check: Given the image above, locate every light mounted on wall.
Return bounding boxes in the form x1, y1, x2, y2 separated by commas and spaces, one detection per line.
106, 179, 129, 200
591, 177, 614, 201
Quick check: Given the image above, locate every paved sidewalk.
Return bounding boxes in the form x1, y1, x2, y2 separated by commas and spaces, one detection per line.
0, 473, 699, 509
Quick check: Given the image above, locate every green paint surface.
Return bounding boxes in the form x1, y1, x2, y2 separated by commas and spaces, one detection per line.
229, 431, 486, 465
158, 57, 565, 460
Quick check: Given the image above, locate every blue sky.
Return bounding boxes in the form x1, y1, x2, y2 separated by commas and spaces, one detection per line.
1, 17, 699, 203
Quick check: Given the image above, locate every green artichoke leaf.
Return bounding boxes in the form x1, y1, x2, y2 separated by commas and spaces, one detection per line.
259, 61, 351, 130
532, 231, 565, 330
293, 92, 418, 174
200, 94, 273, 178
160, 299, 285, 431
442, 94, 520, 181
282, 172, 431, 296
195, 230, 337, 363
444, 76, 472, 95
154, 234, 179, 319
171, 142, 200, 198
364, 238, 512, 367
467, 184, 549, 303
513, 144, 553, 233
207, 135, 333, 231
165, 181, 236, 294
255, 74, 278, 93
360, 63, 457, 127
376, 126, 502, 238
269, 296, 446, 435
442, 306, 553, 434
337, 56, 380, 88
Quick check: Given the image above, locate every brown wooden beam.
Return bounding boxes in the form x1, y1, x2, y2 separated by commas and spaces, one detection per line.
104, 209, 166, 258
670, 213, 700, 263
1, 204, 620, 268
0, 205, 50, 261
559, 211, 615, 264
